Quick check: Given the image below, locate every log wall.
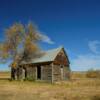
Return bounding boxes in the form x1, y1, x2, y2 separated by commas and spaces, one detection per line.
41, 65, 52, 82
52, 65, 70, 82
26, 65, 37, 80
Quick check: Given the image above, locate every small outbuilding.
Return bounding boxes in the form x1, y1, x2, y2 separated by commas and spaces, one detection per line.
11, 47, 70, 83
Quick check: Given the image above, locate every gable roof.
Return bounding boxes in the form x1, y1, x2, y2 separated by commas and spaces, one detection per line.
20, 46, 69, 65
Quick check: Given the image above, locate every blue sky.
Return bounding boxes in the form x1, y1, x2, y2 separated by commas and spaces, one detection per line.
0, 0, 100, 71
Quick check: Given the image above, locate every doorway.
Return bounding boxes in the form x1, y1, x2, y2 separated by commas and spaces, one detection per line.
37, 66, 41, 79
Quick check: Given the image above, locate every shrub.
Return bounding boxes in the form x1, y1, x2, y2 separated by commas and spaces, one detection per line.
86, 69, 100, 78
92, 95, 100, 100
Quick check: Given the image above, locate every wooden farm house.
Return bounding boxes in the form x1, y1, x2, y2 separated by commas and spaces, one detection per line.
11, 47, 70, 83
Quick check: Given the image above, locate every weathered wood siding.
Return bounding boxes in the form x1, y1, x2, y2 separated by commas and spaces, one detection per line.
52, 65, 70, 82
41, 65, 52, 81
52, 65, 61, 82
17, 67, 23, 80
26, 65, 37, 80
17, 64, 37, 80
63, 65, 70, 80
52, 49, 70, 82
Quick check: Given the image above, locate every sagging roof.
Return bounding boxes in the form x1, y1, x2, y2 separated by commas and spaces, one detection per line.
20, 46, 68, 65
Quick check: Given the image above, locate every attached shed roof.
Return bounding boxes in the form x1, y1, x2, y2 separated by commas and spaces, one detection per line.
20, 46, 68, 65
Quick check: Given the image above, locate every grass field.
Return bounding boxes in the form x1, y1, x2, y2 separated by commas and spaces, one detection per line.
0, 72, 100, 100
0, 71, 10, 79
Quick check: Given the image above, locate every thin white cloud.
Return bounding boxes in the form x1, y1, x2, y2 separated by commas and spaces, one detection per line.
36, 32, 54, 44
41, 34, 54, 44
88, 40, 100, 54
71, 40, 100, 71
71, 54, 100, 71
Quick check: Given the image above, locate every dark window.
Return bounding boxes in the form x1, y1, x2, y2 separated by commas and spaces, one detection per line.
61, 66, 63, 68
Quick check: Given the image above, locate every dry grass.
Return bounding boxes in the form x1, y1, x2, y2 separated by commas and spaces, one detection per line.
0, 71, 10, 79
0, 72, 100, 100
0, 79, 100, 100
71, 71, 86, 79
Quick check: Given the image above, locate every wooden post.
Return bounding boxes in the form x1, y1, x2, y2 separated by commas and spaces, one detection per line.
51, 63, 54, 83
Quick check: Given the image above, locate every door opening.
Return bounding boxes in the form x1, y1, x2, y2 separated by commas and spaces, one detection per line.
37, 66, 41, 79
